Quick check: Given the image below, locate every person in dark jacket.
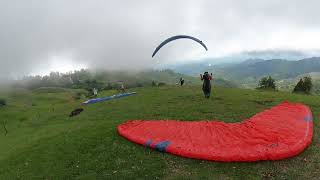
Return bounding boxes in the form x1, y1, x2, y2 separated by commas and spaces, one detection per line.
179, 77, 185, 86
200, 72, 213, 98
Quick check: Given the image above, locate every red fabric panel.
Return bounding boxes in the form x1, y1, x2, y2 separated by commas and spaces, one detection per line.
118, 102, 313, 162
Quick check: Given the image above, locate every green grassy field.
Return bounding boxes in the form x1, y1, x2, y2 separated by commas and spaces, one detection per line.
0, 86, 319, 179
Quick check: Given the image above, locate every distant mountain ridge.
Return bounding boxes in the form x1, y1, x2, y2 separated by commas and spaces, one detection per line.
218, 57, 320, 80
165, 56, 320, 90
168, 56, 320, 80
156, 50, 320, 76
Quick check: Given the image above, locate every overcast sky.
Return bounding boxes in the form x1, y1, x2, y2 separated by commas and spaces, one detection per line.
1, 0, 320, 78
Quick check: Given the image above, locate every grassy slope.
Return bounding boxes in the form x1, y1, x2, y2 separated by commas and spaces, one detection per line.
0, 86, 319, 179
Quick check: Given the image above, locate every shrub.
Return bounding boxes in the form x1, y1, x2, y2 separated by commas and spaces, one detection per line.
158, 82, 166, 87
257, 76, 276, 90
152, 81, 157, 87
0, 98, 7, 106
293, 76, 313, 94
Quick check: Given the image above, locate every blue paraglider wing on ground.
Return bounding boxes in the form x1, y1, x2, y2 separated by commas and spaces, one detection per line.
83, 92, 137, 105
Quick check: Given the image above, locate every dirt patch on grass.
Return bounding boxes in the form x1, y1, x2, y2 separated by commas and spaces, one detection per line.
162, 156, 191, 179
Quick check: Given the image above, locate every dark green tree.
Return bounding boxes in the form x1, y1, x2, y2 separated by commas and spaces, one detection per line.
257, 76, 276, 90
293, 76, 313, 94
0, 98, 6, 106
152, 81, 157, 86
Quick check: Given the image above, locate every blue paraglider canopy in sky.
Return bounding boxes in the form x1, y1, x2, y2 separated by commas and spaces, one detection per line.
152, 35, 208, 57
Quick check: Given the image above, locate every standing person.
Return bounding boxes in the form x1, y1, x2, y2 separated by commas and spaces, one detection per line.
179, 77, 185, 86
93, 88, 98, 97
200, 72, 213, 98
120, 82, 125, 93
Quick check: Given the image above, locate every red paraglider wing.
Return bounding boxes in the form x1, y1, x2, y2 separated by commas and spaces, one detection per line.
118, 102, 313, 162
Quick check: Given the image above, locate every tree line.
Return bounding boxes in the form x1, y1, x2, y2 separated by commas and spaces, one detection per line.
12, 69, 169, 91
257, 76, 313, 94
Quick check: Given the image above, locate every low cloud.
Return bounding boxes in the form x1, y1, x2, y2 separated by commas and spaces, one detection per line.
1, 0, 320, 79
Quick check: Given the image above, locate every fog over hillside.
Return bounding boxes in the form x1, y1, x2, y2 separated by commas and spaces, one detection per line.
2, 0, 320, 81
